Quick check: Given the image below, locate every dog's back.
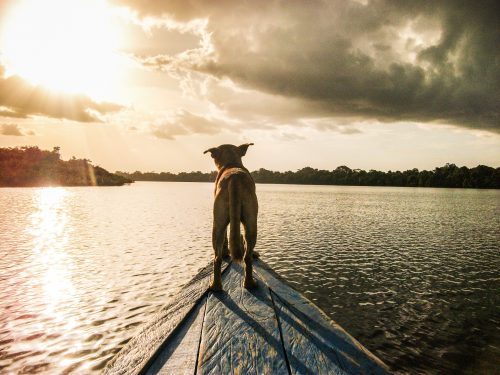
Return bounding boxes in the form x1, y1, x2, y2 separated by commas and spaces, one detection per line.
204, 143, 259, 290
215, 167, 257, 260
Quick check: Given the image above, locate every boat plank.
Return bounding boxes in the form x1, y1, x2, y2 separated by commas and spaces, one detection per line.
105, 258, 389, 375
271, 291, 347, 375
197, 263, 289, 375
255, 259, 390, 374
104, 261, 229, 375
145, 296, 207, 375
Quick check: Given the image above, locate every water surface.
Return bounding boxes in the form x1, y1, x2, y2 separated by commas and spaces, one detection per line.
0, 182, 498, 373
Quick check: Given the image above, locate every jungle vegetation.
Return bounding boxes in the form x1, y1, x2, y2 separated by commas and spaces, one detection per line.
117, 164, 500, 189
0, 146, 132, 187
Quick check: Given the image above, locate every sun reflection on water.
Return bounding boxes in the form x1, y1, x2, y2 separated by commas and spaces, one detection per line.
29, 187, 76, 318
1, 184, 498, 373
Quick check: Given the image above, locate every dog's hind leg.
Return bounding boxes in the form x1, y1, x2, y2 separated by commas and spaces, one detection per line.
222, 229, 229, 259
210, 198, 228, 292
242, 215, 258, 289
210, 225, 227, 291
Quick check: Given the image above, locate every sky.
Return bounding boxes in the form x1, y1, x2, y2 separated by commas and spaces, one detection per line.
0, 0, 498, 173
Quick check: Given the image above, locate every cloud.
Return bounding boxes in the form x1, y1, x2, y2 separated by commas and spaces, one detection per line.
309, 119, 362, 135
277, 132, 306, 141
0, 107, 27, 118
0, 123, 31, 136
115, 0, 500, 132
110, 108, 225, 140
148, 110, 224, 140
0, 65, 123, 122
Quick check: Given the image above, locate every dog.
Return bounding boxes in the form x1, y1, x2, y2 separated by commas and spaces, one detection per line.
204, 143, 258, 291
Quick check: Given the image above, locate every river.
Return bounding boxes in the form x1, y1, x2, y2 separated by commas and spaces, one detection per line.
0, 182, 498, 373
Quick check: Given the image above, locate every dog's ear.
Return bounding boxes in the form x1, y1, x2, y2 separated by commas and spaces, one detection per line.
203, 147, 220, 158
238, 143, 254, 156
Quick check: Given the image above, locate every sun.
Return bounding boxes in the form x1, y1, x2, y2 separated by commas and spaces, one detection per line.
0, 0, 126, 100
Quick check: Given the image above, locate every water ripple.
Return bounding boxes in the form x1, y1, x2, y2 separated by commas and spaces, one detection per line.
0, 183, 498, 373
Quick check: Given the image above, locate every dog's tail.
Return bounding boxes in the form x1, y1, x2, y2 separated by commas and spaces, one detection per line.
228, 177, 244, 261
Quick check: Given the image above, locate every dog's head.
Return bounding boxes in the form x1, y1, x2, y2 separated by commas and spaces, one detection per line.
203, 143, 254, 170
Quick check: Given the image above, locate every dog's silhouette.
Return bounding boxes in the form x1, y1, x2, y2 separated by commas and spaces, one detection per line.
204, 143, 258, 291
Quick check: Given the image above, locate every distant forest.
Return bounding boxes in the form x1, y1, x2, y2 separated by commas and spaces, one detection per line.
117, 163, 500, 189
2, 146, 497, 188
0, 146, 132, 187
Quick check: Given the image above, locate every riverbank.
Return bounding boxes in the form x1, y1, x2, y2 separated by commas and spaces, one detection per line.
116, 164, 500, 189
0, 146, 132, 187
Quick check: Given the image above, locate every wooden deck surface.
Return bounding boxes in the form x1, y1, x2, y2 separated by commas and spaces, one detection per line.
105, 259, 390, 375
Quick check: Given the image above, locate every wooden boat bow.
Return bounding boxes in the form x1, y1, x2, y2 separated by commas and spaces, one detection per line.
104, 259, 390, 374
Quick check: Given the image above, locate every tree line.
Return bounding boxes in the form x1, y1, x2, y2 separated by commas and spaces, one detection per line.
117, 163, 500, 189
3, 146, 495, 188
0, 146, 132, 187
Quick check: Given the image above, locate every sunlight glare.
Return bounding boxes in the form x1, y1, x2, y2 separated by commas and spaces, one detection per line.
1, 0, 126, 100
29, 188, 75, 317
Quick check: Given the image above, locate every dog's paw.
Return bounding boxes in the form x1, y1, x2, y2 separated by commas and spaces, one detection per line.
209, 281, 223, 292
244, 278, 258, 290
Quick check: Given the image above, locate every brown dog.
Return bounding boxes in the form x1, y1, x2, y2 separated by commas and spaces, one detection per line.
204, 143, 258, 291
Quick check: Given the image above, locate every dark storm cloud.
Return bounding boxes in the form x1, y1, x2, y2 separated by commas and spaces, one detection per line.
116, 0, 500, 132
0, 66, 123, 122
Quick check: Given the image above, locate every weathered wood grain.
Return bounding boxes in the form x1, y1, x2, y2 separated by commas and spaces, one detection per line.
254, 259, 390, 374
104, 261, 229, 375
144, 296, 207, 375
272, 291, 348, 375
105, 258, 389, 375
197, 262, 289, 375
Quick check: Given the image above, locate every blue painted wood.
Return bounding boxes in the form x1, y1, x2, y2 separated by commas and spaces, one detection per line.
197, 262, 289, 374
103, 261, 229, 375
254, 259, 390, 374
144, 296, 207, 375
105, 259, 390, 374
271, 291, 347, 375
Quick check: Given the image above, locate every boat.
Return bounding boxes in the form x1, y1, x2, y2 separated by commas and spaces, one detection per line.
104, 259, 390, 374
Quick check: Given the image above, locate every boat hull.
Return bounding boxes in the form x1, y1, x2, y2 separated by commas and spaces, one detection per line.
104, 259, 390, 374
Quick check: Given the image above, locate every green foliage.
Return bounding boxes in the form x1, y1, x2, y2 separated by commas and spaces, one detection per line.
116, 170, 217, 183
117, 163, 500, 189
0, 146, 133, 187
